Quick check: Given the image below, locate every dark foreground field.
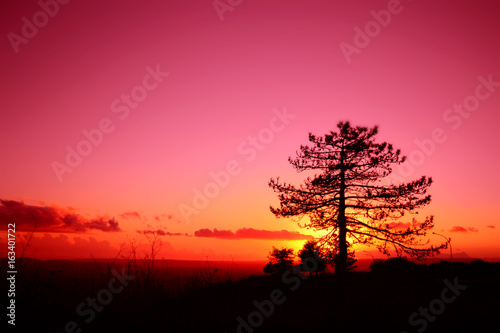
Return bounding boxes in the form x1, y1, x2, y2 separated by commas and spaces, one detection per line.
4, 258, 500, 333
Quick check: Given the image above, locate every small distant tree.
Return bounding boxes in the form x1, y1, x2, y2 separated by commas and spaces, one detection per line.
297, 240, 327, 274
264, 246, 294, 275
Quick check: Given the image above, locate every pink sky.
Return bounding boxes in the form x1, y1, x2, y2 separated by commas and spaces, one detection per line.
1, 0, 499, 260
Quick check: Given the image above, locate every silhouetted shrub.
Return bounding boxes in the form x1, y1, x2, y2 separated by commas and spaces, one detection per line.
263, 246, 294, 274
369, 257, 426, 275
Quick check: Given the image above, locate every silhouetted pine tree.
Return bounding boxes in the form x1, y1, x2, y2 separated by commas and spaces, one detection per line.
269, 121, 446, 275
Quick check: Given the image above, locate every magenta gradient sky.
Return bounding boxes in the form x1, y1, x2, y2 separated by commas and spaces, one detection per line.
1, 0, 500, 260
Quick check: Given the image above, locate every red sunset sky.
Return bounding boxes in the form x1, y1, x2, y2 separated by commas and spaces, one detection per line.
1, 0, 499, 261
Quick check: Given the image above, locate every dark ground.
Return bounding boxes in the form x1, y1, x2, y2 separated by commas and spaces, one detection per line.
3, 258, 500, 333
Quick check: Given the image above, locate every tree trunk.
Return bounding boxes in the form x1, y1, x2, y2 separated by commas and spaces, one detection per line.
337, 148, 348, 276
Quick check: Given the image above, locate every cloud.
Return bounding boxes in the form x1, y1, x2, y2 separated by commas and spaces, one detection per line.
487, 225, 496, 229
137, 229, 189, 237
449, 226, 467, 233
0, 199, 121, 233
449, 226, 478, 233
0, 232, 179, 260
119, 211, 142, 220
386, 222, 416, 229
194, 227, 314, 240
0, 233, 121, 259
195, 228, 235, 239
436, 251, 471, 259
87, 218, 121, 232
154, 214, 174, 222
236, 228, 314, 240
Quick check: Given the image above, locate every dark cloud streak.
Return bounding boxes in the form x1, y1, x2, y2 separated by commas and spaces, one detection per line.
449, 226, 478, 233
194, 227, 313, 240
0, 199, 121, 233
137, 229, 189, 237
119, 211, 142, 220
